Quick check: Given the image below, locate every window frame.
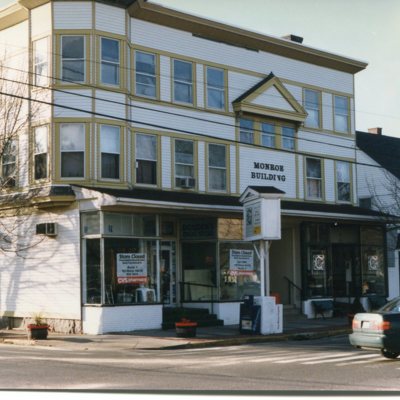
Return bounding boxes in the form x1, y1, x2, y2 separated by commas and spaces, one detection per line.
334, 95, 350, 133
100, 124, 121, 181
172, 58, 194, 105
60, 35, 86, 83
205, 66, 226, 111
304, 88, 321, 129
261, 122, 275, 148
1, 139, 17, 187
336, 160, 351, 203
134, 50, 157, 99
100, 37, 121, 87
135, 133, 158, 186
34, 125, 49, 181
60, 123, 86, 179
33, 36, 49, 87
305, 157, 323, 201
239, 118, 254, 144
282, 126, 296, 150
208, 143, 227, 193
174, 138, 195, 188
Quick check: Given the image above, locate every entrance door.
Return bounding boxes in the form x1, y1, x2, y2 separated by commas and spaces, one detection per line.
161, 241, 177, 305
332, 244, 358, 298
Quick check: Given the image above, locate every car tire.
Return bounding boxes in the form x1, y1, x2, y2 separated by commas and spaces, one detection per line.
381, 349, 400, 359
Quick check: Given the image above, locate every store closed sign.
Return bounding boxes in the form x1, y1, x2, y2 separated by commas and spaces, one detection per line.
117, 253, 147, 284
229, 249, 254, 275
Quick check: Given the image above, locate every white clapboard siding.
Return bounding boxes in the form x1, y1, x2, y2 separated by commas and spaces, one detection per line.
284, 83, 303, 104
322, 92, 333, 131
239, 146, 297, 197
31, 3, 52, 38
0, 20, 28, 57
350, 98, 355, 134
230, 145, 237, 194
160, 55, 171, 102
32, 89, 52, 122
324, 159, 335, 202
161, 135, 172, 188
131, 18, 354, 94
53, 1, 92, 30
95, 2, 126, 36
17, 130, 29, 188
297, 156, 304, 199
352, 162, 357, 202
198, 141, 205, 192
95, 90, 126, 121
54, 90, 92, 118
228, 71, 260, 109
0, 209, 81, 320
130, 100, 235, 141
252, 85, 295, 111
298, 129, 355, 159
196, 64, 204, 108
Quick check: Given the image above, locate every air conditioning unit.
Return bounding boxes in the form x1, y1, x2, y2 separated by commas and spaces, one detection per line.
175, 177, 196, 189
36, 223, 58, 236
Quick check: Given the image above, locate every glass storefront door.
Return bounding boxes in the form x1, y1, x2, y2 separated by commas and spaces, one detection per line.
161, 241, 177, 305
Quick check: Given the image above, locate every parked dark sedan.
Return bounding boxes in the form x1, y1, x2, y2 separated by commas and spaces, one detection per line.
349, 296, 400, 359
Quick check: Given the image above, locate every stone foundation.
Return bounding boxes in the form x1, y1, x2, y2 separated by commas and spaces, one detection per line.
17, 317, 82, 334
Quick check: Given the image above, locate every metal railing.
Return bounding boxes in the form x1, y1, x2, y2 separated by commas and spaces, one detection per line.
179, 281, 217, 314
284, 276, 303, 304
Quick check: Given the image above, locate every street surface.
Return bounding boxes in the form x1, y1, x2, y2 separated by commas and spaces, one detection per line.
1, 335, 400, 392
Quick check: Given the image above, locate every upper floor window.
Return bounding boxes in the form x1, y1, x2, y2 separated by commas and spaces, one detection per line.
334, 95, 349, 133
60, 123, 85, 178
239, 119, 254, 144
61, 35, 85, 83
101, 37, 120, 86
1, 140, 16, 187
206, 66, 225, 110
336, 161, 351, 202
208, 143, 227, 192
175, 139, 195, 188
261, 122, 275, 148
306, 158, 322, 200
34, 126, 48, 180
173, 59, 193, 104
100, 125, 120, 180
135, 51, 156, 98
304, 89, 320, 128
136, 133, 157, 185
282, 126, 295, 150
33, 37, 49, 87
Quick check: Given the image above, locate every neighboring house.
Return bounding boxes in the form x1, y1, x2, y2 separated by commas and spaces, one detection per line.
356, 128, 400, 300
0, 0, 389, 334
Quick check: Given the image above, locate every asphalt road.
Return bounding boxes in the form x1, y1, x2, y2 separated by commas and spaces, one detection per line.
1, 335, 400, 393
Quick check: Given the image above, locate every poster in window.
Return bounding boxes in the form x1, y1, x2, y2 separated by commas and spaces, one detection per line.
229, 249, 254, 276
312, 253, 326, 271
117, 253, 147, 284
368, 255, 379, 271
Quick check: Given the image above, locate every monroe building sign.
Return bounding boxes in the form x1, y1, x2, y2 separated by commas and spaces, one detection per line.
251, 162, 286, 182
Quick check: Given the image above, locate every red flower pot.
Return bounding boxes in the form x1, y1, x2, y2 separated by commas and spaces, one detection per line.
175, 320, 198, 338
27, 324, 49, 340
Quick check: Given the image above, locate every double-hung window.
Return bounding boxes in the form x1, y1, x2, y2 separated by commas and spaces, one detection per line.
34, 126, 48, 180
135, 51, 156, 98
208, 144, 227, 192
100, 125, 120, 180
60, 123, 85, 178
239, 119, 254, 144
136, 133, 157, 185
33, 37, 49, 86
261, 123, 275, 148
61, 36, 85, 82
282, 126, 295, 150
175, 139, 194, 187
1, 140, 16, 186
304, 89, 320, 128
101, 37, 120, 86
173, 59, 193, 104
334, 95, 349, 132
306, 158, 322, 200
336, 161, 351, 202
206, 66, 225, 110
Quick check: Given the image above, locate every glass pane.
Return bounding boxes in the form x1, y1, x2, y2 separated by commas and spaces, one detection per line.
282, 127, 295, 138
136, 75, 156, 97
85, 239, 101, 304
209, 168, 226, 191
305, 108, 319, 128
61, 152, 84, 177
137, 160, 157, 185
305, 89, 319, 107
175, 140, 193, 164
174, 81, 192, 103
335, 96, 348, 114
176, 164, 194, 178
262, 134, 274, 147
307, 179, 322, 199
62, 60, 84, 82
101, 125, 120, 154
35, 62, 49, 86
101, 62, 119, 85
101, 38, 119, 63
240, 119, 253, 130
207, 88, 224, 109
34, 153, 47, 180
136, 134, 156, 161
61, 124, 85, 151
34, 37, 47, 64
136, 51, 155, 74
82, 212, 100, 235
174, 59, 192, 82
307, 158, 321, 178
209, 144, 226, 168
335, 114, 348, 132
338, 182, 351, 202
35, 126, 47, 154
240, 131, 254, 144
261, 123, 274, 134
336, 161, 350, 182
282, 137, 294, 150
101, 153, 119, 179
207, 67, 224, 88
62, 36, 84, 59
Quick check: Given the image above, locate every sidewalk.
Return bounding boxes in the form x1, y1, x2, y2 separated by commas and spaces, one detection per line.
0, 315, 351, 351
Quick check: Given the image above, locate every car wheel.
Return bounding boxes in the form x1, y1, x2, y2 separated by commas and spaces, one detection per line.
381, 349, 400, 359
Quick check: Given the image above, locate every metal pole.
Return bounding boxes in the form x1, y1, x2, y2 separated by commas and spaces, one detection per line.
265, 240, 270, 297
259, 240, 265, 297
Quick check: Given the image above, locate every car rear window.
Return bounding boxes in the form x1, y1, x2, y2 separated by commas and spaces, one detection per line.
380, 298, 400, 312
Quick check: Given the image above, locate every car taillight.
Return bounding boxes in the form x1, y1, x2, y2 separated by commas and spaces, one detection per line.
378, 321, 391, 331
352, 319, 361, 329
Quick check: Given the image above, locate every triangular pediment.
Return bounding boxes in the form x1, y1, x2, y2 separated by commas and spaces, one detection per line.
233, 73, 307, 123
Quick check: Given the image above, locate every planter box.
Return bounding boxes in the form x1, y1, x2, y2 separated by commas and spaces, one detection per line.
27, 325, 49, 340
175, 322, 197, 338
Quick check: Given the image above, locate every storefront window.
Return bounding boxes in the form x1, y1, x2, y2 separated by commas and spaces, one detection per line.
85, 239, 101, 304
219, 242, 260, 301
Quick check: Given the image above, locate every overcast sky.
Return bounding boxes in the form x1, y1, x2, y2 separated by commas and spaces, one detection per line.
1, 0, 399, 137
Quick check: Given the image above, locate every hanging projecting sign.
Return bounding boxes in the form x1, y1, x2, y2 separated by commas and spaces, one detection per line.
116, 253, 147, 284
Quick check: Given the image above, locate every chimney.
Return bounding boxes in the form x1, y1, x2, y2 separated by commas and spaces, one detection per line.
368, 127, 382, 135
282, 34, 303, 44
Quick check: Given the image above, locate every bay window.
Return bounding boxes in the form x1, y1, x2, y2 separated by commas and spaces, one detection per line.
101, 37, 120, 86
136, 133, 157, 185
34, 126, 48, 180
33, 37, 49, 86
306, 158, 322, 200
208, 143, 226, 192
61, 35, 85, 82
60, 123, 85, 178
100, 125, 120, 180
1, 140, 16, 186
135, 50, 156, 98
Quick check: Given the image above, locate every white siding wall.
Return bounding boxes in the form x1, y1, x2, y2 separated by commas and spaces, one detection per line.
31, 3, 52, 39
54, 90, 92, 118
252, 86, 294, 111
95, 3, 125, 36
161, 136, 172, 188
284, 83, 302, 104
228, 71, 259, 111
324, 159, 335, 202
297, 156, 304, 199
96, 90, 126, 120
160, 55, 171, 102
196, 64, 204, 108
53, 1, 92, 30
230, 145, 236, 193
0, 208, 81, 320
